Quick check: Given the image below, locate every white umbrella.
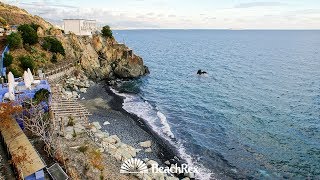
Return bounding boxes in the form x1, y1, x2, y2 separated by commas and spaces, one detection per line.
8, 80, 15, 101
8, 71, 14, 85
27, 68, 34, 83
24, 71, 31, 90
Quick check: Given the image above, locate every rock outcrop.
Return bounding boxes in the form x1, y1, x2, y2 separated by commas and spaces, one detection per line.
0, 2, 149, 81
54, 31, 149, 80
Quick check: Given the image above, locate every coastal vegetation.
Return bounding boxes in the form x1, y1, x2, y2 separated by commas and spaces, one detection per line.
3, 22, 66, 77
19, 55, 35, 70
18, 24, 39, 45
7, 32, 22, 49
101, 25, 113, 38
3, 52, 13, 67
33, 88, 50, 104
41, 37, 65, 56
0, 2, 152, 179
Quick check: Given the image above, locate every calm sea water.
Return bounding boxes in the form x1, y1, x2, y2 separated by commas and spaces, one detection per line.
113, 30, 320, 179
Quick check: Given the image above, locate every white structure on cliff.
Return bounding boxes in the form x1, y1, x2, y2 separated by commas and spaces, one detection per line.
63, 19, 96, 36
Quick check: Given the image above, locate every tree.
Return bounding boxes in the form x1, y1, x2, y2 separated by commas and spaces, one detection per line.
42, 37, 65, 56
0, 102, 22, 128
18, 24, 38, 45
7, 32, 23, 49
51, 54, 57, 63
23, 101, 55, 156
3, 53, 13, 67
30, 23, 40, 31
19, 56, 35, 70
101, 25, 113, 38
33, 88, 51, 104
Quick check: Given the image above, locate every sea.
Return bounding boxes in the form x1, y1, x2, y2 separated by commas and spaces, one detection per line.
113, 30, 320, 179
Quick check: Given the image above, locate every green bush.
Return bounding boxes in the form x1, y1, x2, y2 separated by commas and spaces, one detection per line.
18, 24, 39, 45
7, 32, 23, 49
10, 67, 23, 77
19, 56, 35, 70
34, 88, 51, 104
67, 116, 75, 126
3, 53, 13, 67
30, 23, 40, 31
78, 145, 88, 153
42, 37, 65, 56
51, 54, 57, 63
101, 25, 113, 38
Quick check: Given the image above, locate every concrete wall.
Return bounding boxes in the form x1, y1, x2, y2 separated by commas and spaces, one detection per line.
64, 19, 96, 36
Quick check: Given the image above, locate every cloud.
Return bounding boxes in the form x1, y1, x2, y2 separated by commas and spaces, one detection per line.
289, 9, 320, 15
234, 2, 287, 8
20, 2, 77, 9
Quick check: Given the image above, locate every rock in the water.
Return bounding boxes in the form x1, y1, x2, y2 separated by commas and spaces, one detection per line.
139, 140, 152, 148
145, 148, 152, 153
164, 160, 171, 166
103, 121, 110, 126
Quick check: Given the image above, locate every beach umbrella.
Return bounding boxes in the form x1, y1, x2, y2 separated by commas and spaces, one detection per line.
24, 71, 31, 90
27, 68, 34, 83
8, 71, 14, 85
8, 79, 15, 101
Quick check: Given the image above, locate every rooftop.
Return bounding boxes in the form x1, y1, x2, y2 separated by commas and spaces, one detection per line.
0, 118, 46, 178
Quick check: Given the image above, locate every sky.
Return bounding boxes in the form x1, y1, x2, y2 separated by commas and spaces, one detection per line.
3, 0, 320, 29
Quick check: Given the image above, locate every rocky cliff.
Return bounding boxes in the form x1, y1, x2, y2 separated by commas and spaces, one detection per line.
59, 33, 149, 80
0, 2, 149, 80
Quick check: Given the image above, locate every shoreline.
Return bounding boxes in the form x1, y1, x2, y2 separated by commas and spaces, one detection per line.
105, 84, 184, 164
79, 82, 192, 179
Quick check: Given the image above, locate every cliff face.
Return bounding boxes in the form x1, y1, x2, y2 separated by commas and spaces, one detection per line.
0, 2, 149, 80
59, 33, 149, 80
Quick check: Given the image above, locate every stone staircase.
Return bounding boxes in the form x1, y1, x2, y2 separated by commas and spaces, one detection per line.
50, 84, 91, 125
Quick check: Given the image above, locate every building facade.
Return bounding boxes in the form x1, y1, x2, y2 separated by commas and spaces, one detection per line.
63, 19, 96, 36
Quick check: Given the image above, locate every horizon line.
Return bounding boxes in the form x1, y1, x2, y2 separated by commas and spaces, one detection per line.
112, 28, 320, 31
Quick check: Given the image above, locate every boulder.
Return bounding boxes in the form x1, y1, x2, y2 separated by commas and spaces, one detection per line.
104, 135, 120, 144
65, 91, 73, 99
139, 140, 152, 148
146, 160, 158, 168
185, 172, 195, 179
79, 88, 87, 93
90, 126, 97, 133
65, 134, 73, 140
145, 148, 152, 153
92, 122, 102, 130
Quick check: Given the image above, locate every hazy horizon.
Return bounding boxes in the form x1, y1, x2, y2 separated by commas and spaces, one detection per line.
3, 0, 320, 30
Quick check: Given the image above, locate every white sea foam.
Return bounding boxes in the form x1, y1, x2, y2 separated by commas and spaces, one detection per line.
156, 111, 175, 138
110, 87, 214, 179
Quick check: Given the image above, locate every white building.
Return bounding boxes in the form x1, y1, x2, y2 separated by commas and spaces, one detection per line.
63, 19, 96, 36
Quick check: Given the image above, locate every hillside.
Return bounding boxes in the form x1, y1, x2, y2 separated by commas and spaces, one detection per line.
0, 2, 149, 80
0, 2, 52, 29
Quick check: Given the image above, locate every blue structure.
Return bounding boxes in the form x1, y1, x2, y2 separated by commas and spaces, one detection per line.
0, 45, 9, 77
25, 170, 45, 180
0, 80, 51, 103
